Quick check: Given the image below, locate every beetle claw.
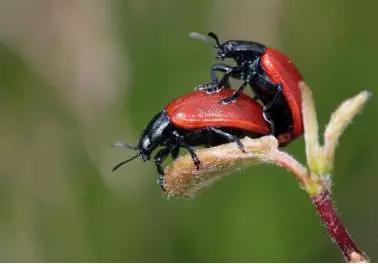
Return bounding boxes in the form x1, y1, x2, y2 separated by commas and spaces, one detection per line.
193, 158, 201, 170
196, 82, 220, 93
205, 87, 222, 94
219, 96, 237, 105
238, 143, 246, 153
158, 175, 166, 192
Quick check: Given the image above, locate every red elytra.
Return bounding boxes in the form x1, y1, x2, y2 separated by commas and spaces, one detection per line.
261, 48, 303, 138
165, 89, 270, 135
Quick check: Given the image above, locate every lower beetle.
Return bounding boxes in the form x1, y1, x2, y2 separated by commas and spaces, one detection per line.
113, 88, 270, 190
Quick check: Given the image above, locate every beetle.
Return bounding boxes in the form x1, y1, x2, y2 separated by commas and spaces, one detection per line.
196, 32, 303, 144
112, 88, 270, 190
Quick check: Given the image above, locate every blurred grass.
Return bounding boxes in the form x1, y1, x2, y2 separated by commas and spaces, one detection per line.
0, 0, 377, 261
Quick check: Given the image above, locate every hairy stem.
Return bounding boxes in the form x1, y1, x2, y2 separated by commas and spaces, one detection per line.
312, 191, 368, 262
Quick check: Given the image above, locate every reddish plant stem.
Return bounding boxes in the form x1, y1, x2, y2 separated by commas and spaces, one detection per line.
312, 191, 368, 262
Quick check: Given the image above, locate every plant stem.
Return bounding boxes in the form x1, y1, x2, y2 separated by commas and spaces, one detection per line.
311, 190, 368, 262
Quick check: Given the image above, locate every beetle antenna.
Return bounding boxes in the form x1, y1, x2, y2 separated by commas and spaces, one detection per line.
208, 32, 221, 47
188, 32, 209, 43
111, 141, 138, 150
112, 153, 140, 172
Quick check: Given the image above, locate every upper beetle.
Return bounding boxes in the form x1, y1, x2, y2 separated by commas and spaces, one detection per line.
196, 32, 303, 144
112, 88, 270, 190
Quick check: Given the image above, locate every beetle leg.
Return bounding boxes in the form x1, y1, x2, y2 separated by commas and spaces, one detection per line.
211, 63, 241, 88
262, 84, 283, 135
197, 63, 237, 92
219, 69, 257, 104
183, 143, 201, 170
207, 127, 246, 153
263, 84, 283, 112
154, 147, 172, 175
219, 80, 249, 104
171, 145, 180, 160
263, 111, 275, 135
211, 63, 230, 82
172, 132, 201, 169
158, 176, 165, 191
218, 75, 231, 89
154, 145, 174, 191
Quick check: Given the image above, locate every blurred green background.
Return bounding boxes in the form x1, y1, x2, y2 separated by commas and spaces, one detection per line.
0, 0, 377, 261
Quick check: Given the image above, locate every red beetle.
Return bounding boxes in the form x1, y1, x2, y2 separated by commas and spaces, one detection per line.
197, 32, 303, 144
112, 88, 270, 190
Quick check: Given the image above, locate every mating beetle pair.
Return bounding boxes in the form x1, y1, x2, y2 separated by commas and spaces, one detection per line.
113, 33, 304, 191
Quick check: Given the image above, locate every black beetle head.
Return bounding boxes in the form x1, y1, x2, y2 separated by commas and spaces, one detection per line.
220, 41, 241, 59
208, 32, 240, 61
138, 134, 153, 161
208, 32, 240, 60
112, 112, 170, 172
138, 111, 170, 158
208, 32, 266, 63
